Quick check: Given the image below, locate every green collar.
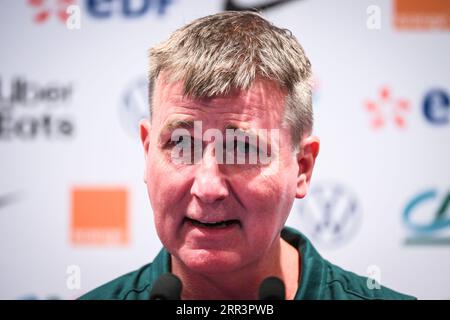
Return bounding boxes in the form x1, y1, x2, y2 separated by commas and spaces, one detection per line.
151, 226, 327, 300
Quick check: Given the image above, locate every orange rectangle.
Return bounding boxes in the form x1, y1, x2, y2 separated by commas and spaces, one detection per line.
394, 0, 450, 30
71, 187, 128, 246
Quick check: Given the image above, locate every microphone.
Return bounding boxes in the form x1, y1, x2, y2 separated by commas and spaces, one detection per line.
258, 276, 286, 300
150, 273, 183, 300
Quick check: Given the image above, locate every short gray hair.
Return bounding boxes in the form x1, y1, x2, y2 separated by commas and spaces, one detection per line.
148, 11, 313, 147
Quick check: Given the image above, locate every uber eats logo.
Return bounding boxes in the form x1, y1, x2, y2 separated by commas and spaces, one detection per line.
0, 76, 75, 140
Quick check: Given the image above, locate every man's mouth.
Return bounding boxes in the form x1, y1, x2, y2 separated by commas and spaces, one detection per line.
185, 217, 241, 229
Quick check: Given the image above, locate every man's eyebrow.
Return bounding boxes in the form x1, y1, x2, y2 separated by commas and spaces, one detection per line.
225, 124, 259, 138
161, 119, 195, 133
158, 119, 195, 144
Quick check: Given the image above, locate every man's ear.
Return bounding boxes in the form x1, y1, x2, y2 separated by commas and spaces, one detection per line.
139, 118, 151, 183
295, 136, 320, 199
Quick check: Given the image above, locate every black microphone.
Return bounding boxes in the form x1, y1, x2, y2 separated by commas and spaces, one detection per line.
150, 273, 183, 300
258, 276, 285, 300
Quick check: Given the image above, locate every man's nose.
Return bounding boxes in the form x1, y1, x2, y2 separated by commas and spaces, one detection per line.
190, 143, 229, 204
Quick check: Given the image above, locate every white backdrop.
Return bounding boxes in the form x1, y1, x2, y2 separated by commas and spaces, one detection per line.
0, 0, 449, 299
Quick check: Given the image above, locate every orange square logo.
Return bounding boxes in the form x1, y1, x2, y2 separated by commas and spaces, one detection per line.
70, 187, 129, 246
394, 0, 450, 30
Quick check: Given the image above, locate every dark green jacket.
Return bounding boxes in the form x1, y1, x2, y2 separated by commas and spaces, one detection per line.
79, 227, 416, 300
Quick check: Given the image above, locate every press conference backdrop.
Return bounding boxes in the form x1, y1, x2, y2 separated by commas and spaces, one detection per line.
0, 0, 449, 300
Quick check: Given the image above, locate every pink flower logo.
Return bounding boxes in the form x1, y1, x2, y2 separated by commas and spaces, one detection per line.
364, 86, 411, 129
28, 0, 76, 24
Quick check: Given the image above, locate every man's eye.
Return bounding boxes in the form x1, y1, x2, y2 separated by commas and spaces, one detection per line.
168, 135, 192, 148
235, 140, 258, 154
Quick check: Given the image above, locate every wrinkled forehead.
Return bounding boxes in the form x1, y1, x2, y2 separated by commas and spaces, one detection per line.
151, 73, 287, 128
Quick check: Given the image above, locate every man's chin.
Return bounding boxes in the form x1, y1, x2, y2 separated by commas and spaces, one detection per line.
176, 248, 244, 274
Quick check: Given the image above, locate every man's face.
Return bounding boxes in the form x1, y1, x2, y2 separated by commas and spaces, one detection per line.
140, 75, 313, 274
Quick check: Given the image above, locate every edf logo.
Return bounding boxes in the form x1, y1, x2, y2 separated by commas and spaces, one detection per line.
423, 89, 449, 125
86, 0, 173, 17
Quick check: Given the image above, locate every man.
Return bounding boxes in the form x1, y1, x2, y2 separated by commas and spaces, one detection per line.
80, 11, 415, 300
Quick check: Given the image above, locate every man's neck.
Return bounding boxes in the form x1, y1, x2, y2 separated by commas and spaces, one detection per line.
171, 237, 300, 300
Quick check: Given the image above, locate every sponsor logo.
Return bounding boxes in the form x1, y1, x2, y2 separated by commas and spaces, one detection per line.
363, 86, 410, 130
293, 182, 362, 249
86, 0, 173, 18
394, 0, 450, 30
0, 76, 75, 140
403, 189, 450, 245
70, 187, 129, 246
119, 76, 148, 138
423, 88, 449, 125
28, 0, 175, 24
27, 0, 76, 24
